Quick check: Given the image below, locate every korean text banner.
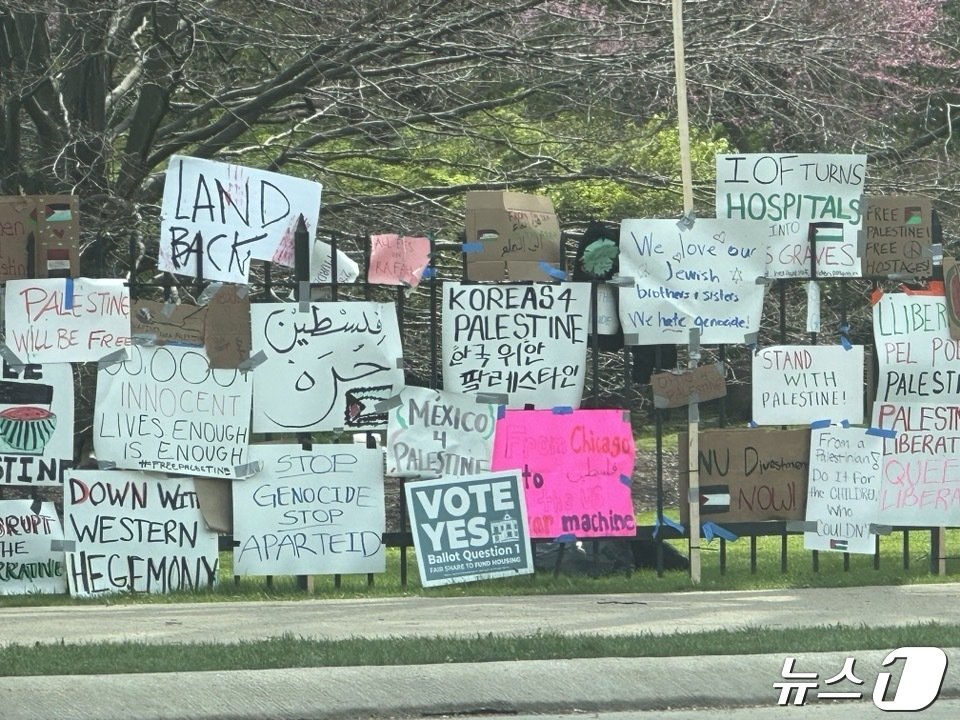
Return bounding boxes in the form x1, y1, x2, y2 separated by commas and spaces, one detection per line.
250, 301, 404, 433
442, 282, 589, 409
233, 445, 385, 576
3, 277, 130, 364
491, 409, 635, 540
617, 219, 767, 345
158, 155, 322, 284
0, 500, 66, 595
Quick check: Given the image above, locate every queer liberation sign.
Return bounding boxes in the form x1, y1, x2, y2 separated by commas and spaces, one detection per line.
490, 409, 635, 540
0, 500, 66, 595
64, 471, 219, 597
251, 301, 404, 433
872, 293, 960, 525
3, 277, 130, 364
158, 155, 322, 284
94, 345, 253, 480
804, 425, 883, 555
368, 234, 431, 287
0, 360, 73, 486
386, 386, 498, 478
442, 282, 589, 409
233, 445, 385, 576
406, 470, 533, 587
716, 153, 866, 278
617, 219, 767, 345
752, 345, 864, 425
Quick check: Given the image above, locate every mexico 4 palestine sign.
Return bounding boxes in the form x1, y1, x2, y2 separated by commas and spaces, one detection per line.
405, 471, 533, 587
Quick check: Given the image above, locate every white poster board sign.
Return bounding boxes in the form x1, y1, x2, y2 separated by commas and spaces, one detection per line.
617, 218, 767, 345
3, 278, 131, 364
804, 426, 883, 554
158, 155, 323, 283
250, 302, 404, 433
310, 240, 359, 284
0, 500, 66, 595
716, 153, 866, 278
233, 444, 385, 576
64, 471, 219, 597
94, 345, 254, 480
442, 282, 589, 409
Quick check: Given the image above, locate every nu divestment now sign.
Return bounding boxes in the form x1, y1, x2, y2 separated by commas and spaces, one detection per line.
405, 470, 534, 587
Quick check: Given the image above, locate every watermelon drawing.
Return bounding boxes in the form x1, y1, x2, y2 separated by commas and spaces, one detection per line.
0, 406, 57, 454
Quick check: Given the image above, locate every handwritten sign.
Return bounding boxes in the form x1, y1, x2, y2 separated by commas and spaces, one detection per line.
491, 409, 635, 540
250, 301, 404, 433
679, 427, 809, 524
0, 360, 74, 486
233, 445, 385, 576
368, 234, 431, 286
3, 278, 131, 364
131, 299, 206, 346
158, 155, 322, 283
311, 240, 359, 284
872, 293, 960, 525
752, 345, 864, 425
386, 386, 498, 478
0, 500, 66, 595
650, 363, 726, 409
716, 153, 866, 278
861, 196, 933, 278
442, 282, 589, 409
94, 345, 253, 480
64, 471, 219, 597
804, 426, 882, 554
0, 195, 80, 280
617, 219, 767, 345
406, 470, 534, 587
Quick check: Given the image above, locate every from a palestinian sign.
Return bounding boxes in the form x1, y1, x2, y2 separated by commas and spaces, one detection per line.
0, 500, 66, 595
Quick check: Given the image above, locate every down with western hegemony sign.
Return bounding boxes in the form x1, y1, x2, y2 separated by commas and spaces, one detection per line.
0, 499, 66, 595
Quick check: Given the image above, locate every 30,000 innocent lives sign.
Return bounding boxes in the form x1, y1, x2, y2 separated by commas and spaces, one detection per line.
0, 500, 66, 595
442, 282, 589, 409
617, 219, 767, 345
406, 471, 534, 587
64, 471, 219, 597
233, 445, 385, 576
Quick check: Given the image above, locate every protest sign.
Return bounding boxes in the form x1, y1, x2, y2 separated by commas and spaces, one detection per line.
0, 195, 80, 281
804, 426, 883, 554
406, 470, 534, 587
0, 500, 66, 595
752, 345, 864, 425
368, 234, 431, 286
679, 427, 809, 524
861, 196, 933, 278
233, 444, 385, 576
131, 299, 206, 346
203, 283, 251, 368
310, 239, 359, 284
617, 219, 767, 345
250, 301, 404, 433
442, 282, 589, 409
94, 345, 253, 480
650, 363, 726, 409
943, 256, 960, 340
64, 471, 219, 597
463, 191, 562, 281
715, 153, 866, 278
490, 409, 635, 539
158, 155, 322, 283
0, 360, 74, 486
386, 386, 498, 478
872, 293, 960, 525
3, 278, 131, 364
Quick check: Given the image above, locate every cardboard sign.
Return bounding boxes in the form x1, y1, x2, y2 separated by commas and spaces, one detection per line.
0, 195, 80, 281
752, 345, 864, 425
131, 299, 206, 346
368, 234, 431, 286
679, 427, 809, 524
715, 153, 866, 278
64, 471, 219, 597
490, 409, 636, 539
861, 196, 933, 278
463, 191, 561, 281
233, 445, 385, 576
310, 240, 359, 284
0, 500, 67, 595
650, 363, 726, 409
0, 360, 74, 486
442, 282, 589, 409
406, 470, 534, 587
617, 218, 767, 345
203, 284, 251, 368
3, 278, 131, 364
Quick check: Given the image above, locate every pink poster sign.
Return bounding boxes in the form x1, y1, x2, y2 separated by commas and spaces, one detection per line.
368, 234, 431, 286
491, 409, 636, 539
